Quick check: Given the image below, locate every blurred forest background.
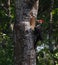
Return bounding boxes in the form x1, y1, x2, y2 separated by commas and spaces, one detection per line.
0, 0, 58, 65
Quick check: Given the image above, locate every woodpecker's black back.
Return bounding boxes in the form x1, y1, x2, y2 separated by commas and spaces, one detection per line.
33, 25, 43, 49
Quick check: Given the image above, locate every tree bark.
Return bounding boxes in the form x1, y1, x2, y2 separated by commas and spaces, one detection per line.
14, 0, 39, 65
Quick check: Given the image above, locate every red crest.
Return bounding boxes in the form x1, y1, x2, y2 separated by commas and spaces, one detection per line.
37, 19, 44, 24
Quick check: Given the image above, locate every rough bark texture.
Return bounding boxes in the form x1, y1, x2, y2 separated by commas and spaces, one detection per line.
14, 0, 39, 65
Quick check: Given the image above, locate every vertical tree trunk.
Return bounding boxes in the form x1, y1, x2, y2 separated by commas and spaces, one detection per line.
14, 0, 39, 65
49, 0, 54, 53
8, 0, 11, 17
49, 0, 55, 65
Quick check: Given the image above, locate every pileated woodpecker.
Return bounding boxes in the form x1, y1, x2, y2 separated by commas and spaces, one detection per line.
33, 25, 43, 49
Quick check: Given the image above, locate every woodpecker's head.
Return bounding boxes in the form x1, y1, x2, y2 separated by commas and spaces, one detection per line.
36, 19, 44, 24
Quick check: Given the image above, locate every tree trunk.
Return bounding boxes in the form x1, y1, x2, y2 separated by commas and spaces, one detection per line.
14, 0, 39, 65
8, 0, 11, 17
49, 0, 54, 53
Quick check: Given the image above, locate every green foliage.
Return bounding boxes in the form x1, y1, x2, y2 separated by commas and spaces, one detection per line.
36, 0, 58, 65
0, 0, 14, 65
0, 33, 14, 65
